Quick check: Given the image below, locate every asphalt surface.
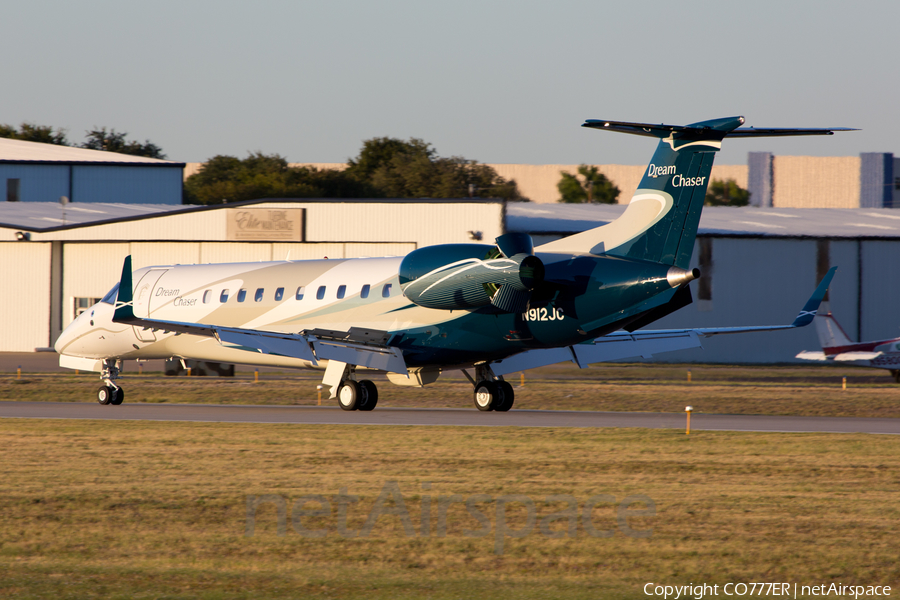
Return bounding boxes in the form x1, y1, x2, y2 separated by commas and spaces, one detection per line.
1, 402, 898, 434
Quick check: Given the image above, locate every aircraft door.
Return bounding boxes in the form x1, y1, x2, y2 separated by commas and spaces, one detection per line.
132, 269, 168, 342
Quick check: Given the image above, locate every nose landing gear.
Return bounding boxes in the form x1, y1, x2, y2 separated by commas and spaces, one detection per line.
97, 359, 124, 406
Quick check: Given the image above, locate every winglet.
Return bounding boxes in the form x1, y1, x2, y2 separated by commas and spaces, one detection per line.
113, 255, 136, 323
790, 266, 837, 328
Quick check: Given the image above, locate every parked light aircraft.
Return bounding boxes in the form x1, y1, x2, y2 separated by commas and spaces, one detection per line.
797, 313, 900, 382
55, 116, 851, 411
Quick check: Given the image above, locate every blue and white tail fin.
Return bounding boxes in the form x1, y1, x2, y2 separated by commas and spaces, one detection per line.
535, 117, 856, 269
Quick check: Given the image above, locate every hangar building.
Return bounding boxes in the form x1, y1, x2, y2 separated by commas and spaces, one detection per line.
2, 197, 898, 365
1, 137, 185, 204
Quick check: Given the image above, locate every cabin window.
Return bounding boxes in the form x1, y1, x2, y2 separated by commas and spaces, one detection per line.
274, 287, 284, 301
382, 283, 392, 298
254, 288, 264, 302
237, 289, 247, 302
360, 284, 370, 299
295, 286, 305, 301
220, 289, 229, 303
316, 286, 326, 300
202, 290, 211, 304
337, 285, 346, 299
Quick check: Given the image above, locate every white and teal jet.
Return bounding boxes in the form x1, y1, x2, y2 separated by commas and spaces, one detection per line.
55, 116, 850, 411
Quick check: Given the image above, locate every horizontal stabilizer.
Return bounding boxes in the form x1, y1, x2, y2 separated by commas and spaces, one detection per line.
834, 351, 882, 361
583, 118, 857, 139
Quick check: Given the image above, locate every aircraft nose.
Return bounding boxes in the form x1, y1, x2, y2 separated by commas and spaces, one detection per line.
54, 318, 79, 354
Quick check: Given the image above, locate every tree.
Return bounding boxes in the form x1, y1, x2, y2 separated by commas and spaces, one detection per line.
185, 137, 527, 205
81, 127, 167, 159
0, 122, 68, 145
185, 153, 318, 205
345, 137, 432, 181
183, 152, 380, 205
557, 165, 619, 204
348, 136, 526, 201
705, 178, 750, 207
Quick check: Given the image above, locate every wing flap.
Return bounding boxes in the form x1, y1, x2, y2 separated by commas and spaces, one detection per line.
216, 329, 317, 362
309, 336, 408, 374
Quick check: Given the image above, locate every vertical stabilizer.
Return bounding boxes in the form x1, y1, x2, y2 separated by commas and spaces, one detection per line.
536, 117, 744, 267
815, 313, 853, 354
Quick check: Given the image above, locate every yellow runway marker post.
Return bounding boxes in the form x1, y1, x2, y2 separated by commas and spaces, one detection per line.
685, 405, 693, 435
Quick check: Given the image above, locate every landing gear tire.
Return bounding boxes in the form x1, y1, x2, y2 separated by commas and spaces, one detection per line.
495, 381, 514, 412
110, 387, 124, 405
97, 385, 114, 405
338, 380, 361, 411
892, 370, 900, 384
358, 380, 378, 411
474, 381, 499, 411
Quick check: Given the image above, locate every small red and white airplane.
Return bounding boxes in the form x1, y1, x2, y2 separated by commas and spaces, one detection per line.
796, 313, 900, 382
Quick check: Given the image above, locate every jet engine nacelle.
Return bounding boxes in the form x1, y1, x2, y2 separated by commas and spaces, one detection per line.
399, 236, 544, 313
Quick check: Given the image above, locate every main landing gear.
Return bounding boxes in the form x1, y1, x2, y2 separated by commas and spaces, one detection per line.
466, 364, 514, 412
324, 359, 379, 412
337, 379, 379, 411
97, 359, 124, 406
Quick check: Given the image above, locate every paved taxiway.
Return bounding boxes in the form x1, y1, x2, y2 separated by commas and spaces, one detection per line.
1, 402, 898, 434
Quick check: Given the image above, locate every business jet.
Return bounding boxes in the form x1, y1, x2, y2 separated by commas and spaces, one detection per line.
797, 313, 900, 382
54, 116, 851, 410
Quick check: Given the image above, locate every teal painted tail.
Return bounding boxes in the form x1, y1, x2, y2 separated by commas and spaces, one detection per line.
536, 116, 744, 268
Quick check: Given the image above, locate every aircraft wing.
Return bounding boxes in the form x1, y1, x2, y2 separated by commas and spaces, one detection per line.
491, 267, 837, 376
110, 256, 407, 374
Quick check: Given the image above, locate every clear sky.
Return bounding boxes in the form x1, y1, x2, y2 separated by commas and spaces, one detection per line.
4, 0, 897, 165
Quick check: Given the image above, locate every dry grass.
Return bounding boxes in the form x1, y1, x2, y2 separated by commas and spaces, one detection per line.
0, 419, 898, 599
2, 363, 899, 418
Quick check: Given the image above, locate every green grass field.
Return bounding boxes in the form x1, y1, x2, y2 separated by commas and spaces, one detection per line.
1, 419, 898, 599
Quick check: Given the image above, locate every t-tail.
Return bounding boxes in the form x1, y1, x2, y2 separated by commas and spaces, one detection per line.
535, 117, 857, 269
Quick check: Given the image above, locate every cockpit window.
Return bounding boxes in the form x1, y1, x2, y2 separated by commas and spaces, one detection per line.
100, 283, 120, 305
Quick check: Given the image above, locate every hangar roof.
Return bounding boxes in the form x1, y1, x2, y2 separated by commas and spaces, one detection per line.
0, 197, 502, 233
507, 204, 900, 239
3, 199, 899, 239
0, 137, 184, 166
0, 202, 182, 230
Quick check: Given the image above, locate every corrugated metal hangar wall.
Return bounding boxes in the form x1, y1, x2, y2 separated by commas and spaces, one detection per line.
0, 164, 184, 204
653, 237, 900, 363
